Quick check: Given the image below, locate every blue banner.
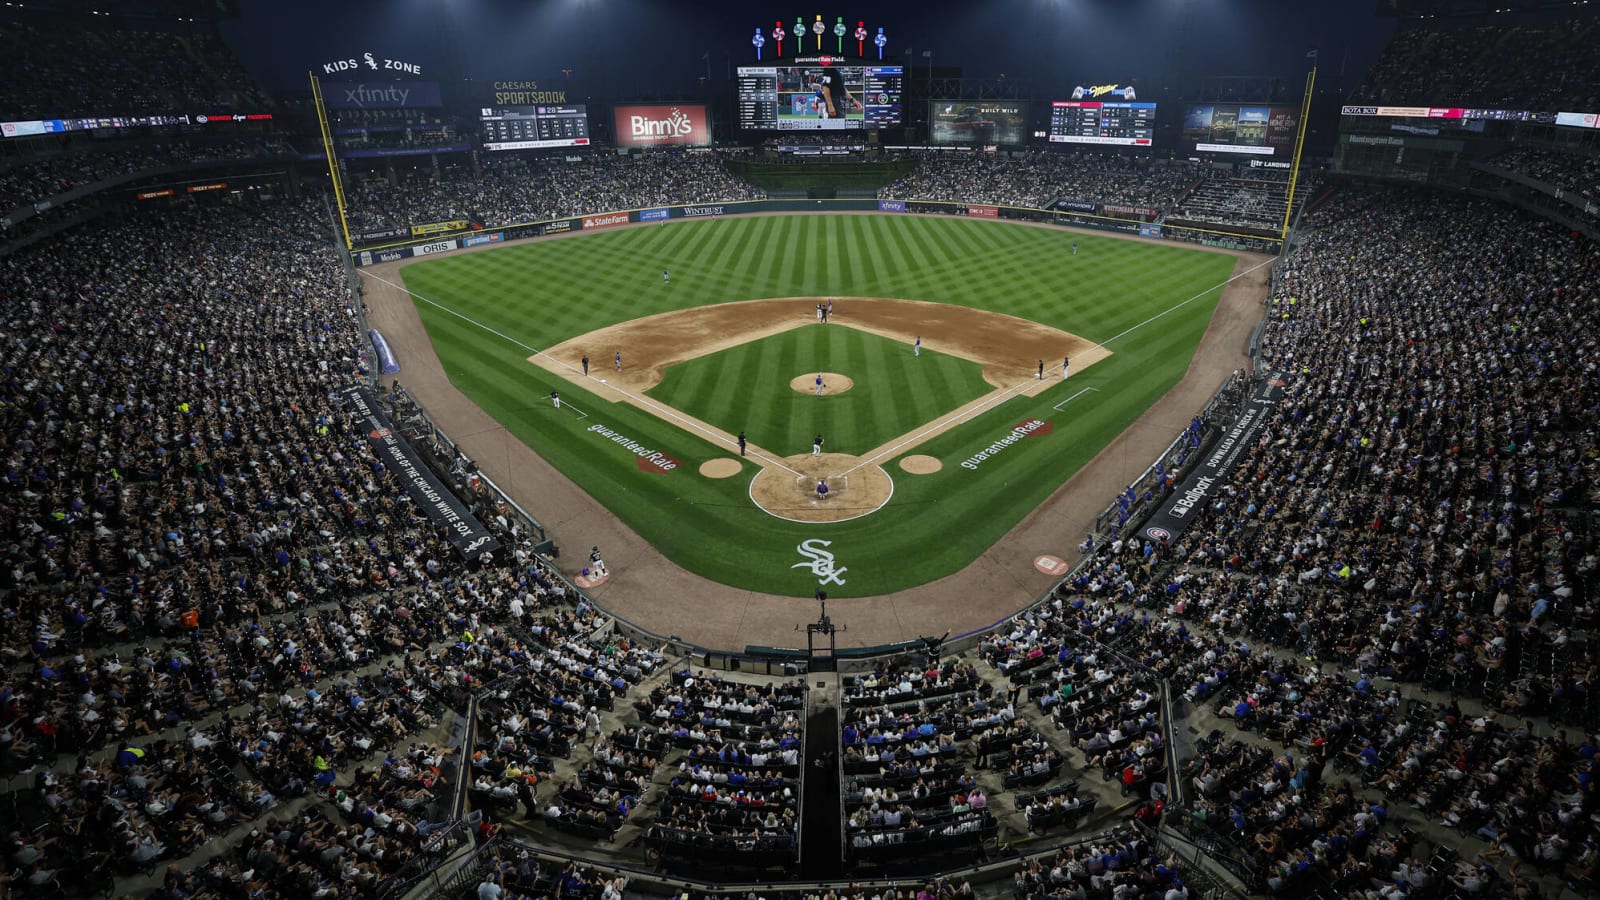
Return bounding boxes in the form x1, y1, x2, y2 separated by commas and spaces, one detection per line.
639, 208, 670, 222
322, 81, 443, 109
461, 232, 505, 247
878, 199, 907, 212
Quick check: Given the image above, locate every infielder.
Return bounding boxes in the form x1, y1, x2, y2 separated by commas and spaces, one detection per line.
813, 433, 824, 456
581, 354, 589, 376
1063, 355, 1070, 380
1038, 359, 1045, 380
615, 351, 622, 372
914, 335, 921, 357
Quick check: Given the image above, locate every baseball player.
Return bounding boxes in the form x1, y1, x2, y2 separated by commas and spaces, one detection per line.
550, 390, 560, 409
615, 351, 622, 372
814, 374, 824, 396
816, 303, 824, 323
1063, 355, 1070, 380
827, 298, 834, 318
581, 354, 589, 376
815, 478, 830, 499
663, 269, 670, 284
914, 335, 921, 357
815, 65, 863, 118
588, 546, 607, 577
1038, 359, 1045, 380
1072, 241, 1078, 256
737, 431, 747, 456
813, 433, 824, 456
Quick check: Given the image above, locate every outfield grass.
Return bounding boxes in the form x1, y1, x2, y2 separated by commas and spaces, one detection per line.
399, 214, 1239, 597
647, 327, 991, 457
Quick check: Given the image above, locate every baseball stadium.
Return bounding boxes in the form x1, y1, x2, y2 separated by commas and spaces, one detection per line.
1, 2, 1598, 899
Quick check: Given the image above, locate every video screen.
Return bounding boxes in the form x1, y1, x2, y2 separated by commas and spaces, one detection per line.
737, 65, 902, 130
1182, 104, 1300, 156
929, 101, 1027, 145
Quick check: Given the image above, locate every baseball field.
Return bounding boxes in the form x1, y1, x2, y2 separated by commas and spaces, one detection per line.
388, 214, 1241, 598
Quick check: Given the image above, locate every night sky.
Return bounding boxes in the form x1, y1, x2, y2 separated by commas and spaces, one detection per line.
220, 0, 1397, 101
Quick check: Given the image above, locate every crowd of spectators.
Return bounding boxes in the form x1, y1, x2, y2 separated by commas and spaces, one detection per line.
0, 139, 296, 213
343, 151, 764, 233
880, 151, 1201, 214
1349, 15, 1600, 110
0, 19, 268, 120
1487, 146, 1600, 202
1040, 185, 1600, 895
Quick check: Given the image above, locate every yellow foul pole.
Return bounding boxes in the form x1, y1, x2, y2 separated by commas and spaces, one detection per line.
310, 72, 354, 252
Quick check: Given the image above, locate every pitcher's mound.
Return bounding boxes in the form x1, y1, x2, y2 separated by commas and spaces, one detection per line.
699, 458, 743, 479
789, 373, 854, 396
900, 455, 943, 475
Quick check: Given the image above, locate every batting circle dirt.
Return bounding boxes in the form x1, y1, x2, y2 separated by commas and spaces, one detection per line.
790, 373, 854, 396
749, 452, 893, 523
699, 458, 743, 479
899, 455, 943, 475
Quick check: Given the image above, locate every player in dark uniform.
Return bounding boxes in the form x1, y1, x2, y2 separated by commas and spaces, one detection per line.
815, 66, 863, 118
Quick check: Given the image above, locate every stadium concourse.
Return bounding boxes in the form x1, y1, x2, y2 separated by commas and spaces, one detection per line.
2, 8, 1600, 900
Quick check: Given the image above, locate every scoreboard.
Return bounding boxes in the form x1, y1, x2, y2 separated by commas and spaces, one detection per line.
736, 64, 903, 130
480, 105, 591, 151
1048, 101, 1156, 147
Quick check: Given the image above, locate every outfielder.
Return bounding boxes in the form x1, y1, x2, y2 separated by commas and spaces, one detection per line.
550, 391, 560, 409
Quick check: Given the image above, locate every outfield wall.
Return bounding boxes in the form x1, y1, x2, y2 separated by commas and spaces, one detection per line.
350, 198, 1281, 264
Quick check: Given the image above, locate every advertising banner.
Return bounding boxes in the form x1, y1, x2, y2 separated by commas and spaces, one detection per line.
1056, 199, 1097, 212
357, 247, 414, 266
1139, 224, 1162, 238
1139, 373, 1288, 546
612, 104, 712, 148
411, 220, 468, 237
1101, 204, 1159, 218
354, 226, 410, 242
967, 204, 999, 219
322, 82, 443, 109
582, 212, 630, 229
638, 208, 670, 222
928, 100, 1027, 145
877, 199, 907, 212
461, 232, 505, 247
412, 240, 458, 256
342, 387, 501, 559
680, 204, 727, 218
1183, 104, 1299, 156
541, 219, 575, 235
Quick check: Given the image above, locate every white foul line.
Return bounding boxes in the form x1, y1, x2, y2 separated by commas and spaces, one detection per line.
1052, 386, 1101, 410
358, 269, 802, 477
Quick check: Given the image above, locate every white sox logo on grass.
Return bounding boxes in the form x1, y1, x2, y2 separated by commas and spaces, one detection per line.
793, 539, 847, 586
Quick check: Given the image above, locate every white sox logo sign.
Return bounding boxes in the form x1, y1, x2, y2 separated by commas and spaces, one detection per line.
792, 539, 848, 586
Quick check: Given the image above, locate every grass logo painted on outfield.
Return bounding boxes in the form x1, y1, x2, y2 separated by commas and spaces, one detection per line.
585, 423, 680, 473
959, 418, 1051, 470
